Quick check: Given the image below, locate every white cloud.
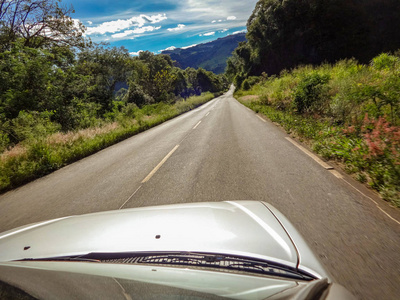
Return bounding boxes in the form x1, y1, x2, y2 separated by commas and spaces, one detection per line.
85, 13, 167, 35
220, 28, 228, 33
112, 31, 134, 39
227, 16, 237, 20
147, 14, 168, 23
133, 26, 161, 34
211, 20, 216, 23
87, 21, 93, 25
181, 44, 198, 49
130, 50, 144, 56
167, 24, 186, 32
200, 31, 215, 36
111, 26, 161, 39
231, 29, 247, 35
164, 46, 176, 51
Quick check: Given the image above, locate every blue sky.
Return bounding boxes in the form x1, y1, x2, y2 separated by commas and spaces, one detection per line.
63, 0, 258, 55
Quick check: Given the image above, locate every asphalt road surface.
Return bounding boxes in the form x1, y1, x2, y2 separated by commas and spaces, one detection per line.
0, 86, 399, 299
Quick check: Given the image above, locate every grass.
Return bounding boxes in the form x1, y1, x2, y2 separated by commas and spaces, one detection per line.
0, 92, 216, 193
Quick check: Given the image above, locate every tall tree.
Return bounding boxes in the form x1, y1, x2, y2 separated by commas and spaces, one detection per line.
75, 46, 132, 111
239, 0, 400, 76
0, 0, 86, 50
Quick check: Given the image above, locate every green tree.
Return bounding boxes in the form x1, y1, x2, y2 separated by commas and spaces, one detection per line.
239, 0, 400, 77
0, 42, 63, 119
172, 69, 189, 99
75, 46, 132, 111
153, 69, 176, 102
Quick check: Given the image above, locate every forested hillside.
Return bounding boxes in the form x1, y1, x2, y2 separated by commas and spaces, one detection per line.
0, 0, 228, 191
162, 33, 246, 74
227, 0, 400, 80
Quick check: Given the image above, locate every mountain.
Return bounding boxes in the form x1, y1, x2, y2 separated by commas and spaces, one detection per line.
162, 33, 246, 74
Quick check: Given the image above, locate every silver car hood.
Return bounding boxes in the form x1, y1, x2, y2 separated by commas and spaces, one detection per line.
0, 201, 327, 278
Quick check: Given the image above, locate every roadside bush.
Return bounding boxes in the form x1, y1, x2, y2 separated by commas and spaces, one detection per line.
121, 103, 139, 119
241, 76, 260, 91
371, 53, 399, 70
242, 79, 251, 91
0, 132, 9, 152
57, 98, 102, 131
293, 72, 330, 114
361, 115, 400, 190
234, 72, 246, 89
126, 82, 154, 107
10, 111, 61, 143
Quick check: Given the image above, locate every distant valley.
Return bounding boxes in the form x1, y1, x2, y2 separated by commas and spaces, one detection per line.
162, 33, 246, 74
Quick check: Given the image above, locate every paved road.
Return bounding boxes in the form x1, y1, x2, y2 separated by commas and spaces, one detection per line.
0, 87, 399, 299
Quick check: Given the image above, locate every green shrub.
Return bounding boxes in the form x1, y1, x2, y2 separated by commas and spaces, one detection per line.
126, 82, 154, 107
0, 132, 9, 152
293, 72, 330, 114
371, 53, 399, 70
11, 110, 61, 143
241, 76, 260, 91
234, 72, 246, 89
242, 79, 251, 91
58, 99, 102, 131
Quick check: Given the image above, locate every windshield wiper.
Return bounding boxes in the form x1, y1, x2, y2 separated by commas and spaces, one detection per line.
21, 252, 315, 281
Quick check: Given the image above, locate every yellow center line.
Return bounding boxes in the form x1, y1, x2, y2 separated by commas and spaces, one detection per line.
193, 121, 202, 129
119, 186, 142, 209
142, 145, 180, 183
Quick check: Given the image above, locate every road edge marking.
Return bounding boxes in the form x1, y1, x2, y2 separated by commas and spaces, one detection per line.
285, 137, 333, 170
286, 137, 400, 225
142, 144, 180, 183
341, 179, 400, 226
257, 115, 267, 123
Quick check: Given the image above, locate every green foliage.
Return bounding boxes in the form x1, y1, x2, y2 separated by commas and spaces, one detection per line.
0, 43, 55, 118
126, 82, 154, 107
60, 98, 103, 130
234, 72, 246, 90
0, 132, 9, 152
10, 111, 61, 143
241, 76, 260, 91
371, 53, 399, 70
293, 73, 330, 114
75, 46, 132, 111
